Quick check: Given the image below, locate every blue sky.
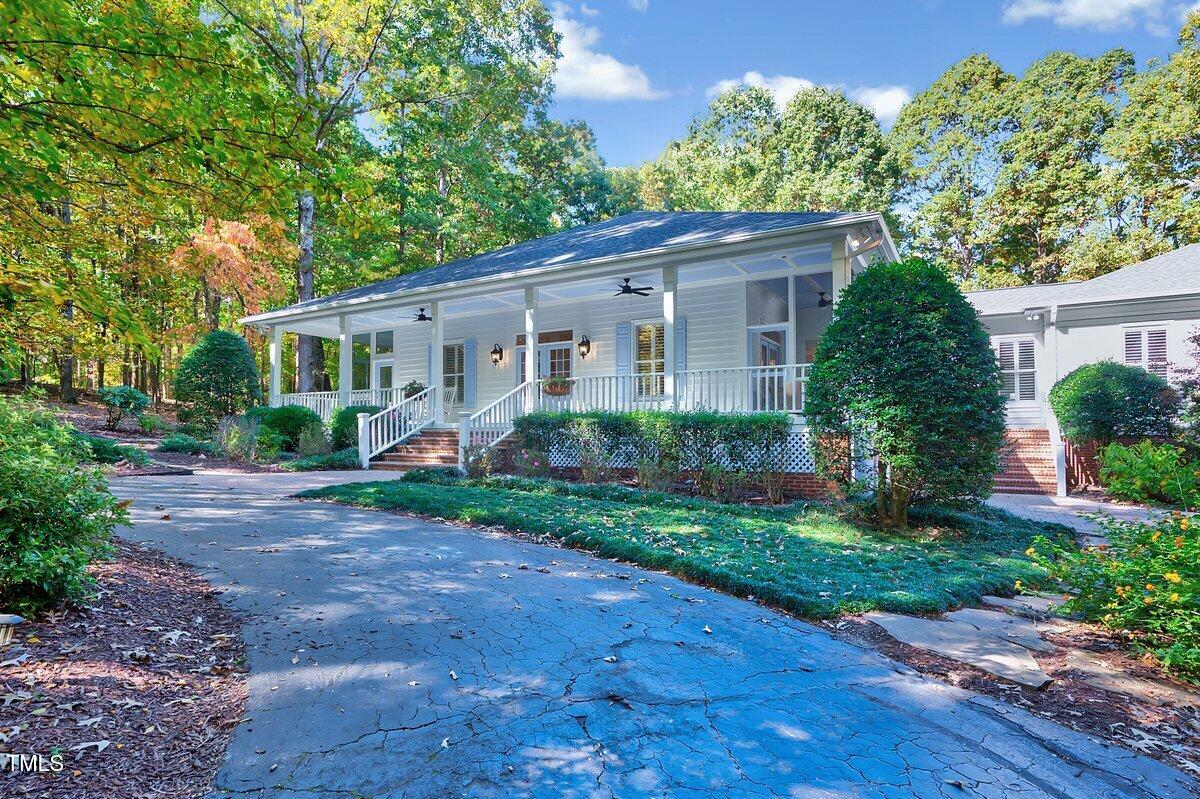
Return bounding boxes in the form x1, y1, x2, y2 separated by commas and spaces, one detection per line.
548, 0, 1197, 167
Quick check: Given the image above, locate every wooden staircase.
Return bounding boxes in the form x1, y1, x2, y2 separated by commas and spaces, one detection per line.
370, 429, 460, 471
994, 429, 1057, 495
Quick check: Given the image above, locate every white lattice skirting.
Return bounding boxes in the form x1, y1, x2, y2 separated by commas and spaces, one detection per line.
546, 429, 818, 474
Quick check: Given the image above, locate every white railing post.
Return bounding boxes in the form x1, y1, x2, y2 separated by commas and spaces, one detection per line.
357, 412, 370, 469
457, 411, 470, 470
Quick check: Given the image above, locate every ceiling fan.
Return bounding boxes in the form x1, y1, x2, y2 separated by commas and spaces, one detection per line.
412, 307, 431, 322
613, 277, 653, 297
817, 292, 832, 308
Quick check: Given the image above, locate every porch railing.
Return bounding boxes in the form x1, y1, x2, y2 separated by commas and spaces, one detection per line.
357, 386, 436, 467
277, 391, 339, 422
678, 364, 809, 413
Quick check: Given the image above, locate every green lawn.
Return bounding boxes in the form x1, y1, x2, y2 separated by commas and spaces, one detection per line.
298, 474, 1060, 618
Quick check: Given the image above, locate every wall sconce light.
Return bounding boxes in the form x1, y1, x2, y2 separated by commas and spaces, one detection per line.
578, 335, 591, 359
490, 343, 504, 365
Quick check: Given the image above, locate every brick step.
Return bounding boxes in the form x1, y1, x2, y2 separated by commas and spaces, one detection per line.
375, 453, 458, 463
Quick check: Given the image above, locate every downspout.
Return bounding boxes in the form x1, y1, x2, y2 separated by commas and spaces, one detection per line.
1044, 304, 1068, 497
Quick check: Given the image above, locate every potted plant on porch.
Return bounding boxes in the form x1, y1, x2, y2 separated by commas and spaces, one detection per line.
542, 375, 573, 397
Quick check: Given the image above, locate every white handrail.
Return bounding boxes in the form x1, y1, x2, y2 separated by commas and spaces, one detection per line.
459, 381, 538, 462
357, 386, 436, 468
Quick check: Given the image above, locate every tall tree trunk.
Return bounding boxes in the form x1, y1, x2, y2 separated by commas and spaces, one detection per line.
58, 199, 77, 402
202, 281, 222, 331
295, 191, 316, 391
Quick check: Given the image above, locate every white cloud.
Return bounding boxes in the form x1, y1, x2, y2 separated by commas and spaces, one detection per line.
628, 0, 649, 10
1001, 0, 1166, 31
578, 2, 599, 16
552, 4, 666, 100
849, 85, 913, 126
707, 71, 911, 126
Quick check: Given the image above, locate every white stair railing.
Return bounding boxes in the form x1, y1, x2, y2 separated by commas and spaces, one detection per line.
458, 381, 539, 463
357, 386, 436, 468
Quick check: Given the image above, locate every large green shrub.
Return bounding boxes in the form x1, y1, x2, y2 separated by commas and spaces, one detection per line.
1049, 361, 1177, 446
806, 258, 1007, 528
97, 385, 150, 430
0, 395, 126, 613
245, 405, 323, 451
330, 404, 381, 450
174, 331, 262, 429
1099, 440, 1199, 506
1029, 513, 1199, 683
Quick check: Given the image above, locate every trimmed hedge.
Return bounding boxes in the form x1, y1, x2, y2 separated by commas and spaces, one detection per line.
512, 409, 792, 475
1049, 361, 1178, 446
245, 405, 323, 451
330, 404, 381, 450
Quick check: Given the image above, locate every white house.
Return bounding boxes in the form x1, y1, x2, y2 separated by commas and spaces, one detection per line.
965, 243, 1200, 494
241, 213, 1200, 496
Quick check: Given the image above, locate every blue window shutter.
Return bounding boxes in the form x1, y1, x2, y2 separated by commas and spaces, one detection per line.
463, 339, 477, 407
675, 317, 687, 373
615, 322, 632, 404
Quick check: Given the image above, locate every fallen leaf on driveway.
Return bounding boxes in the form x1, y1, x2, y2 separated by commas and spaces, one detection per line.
70, 741, 110, 753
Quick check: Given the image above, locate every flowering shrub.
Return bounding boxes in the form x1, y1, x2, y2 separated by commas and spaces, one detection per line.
1099, 440, 1200, 507
1028, 513, 1199, 682
461, 445, 497, 478
511, 447, 549, 478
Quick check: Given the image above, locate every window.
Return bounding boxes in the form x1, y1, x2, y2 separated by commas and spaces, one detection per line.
351, 333, 371, 390
374, 330, 393, 355
1124, 328, 1169, 378
635, 322, 665, 397
996, 338, 1036, 402
516, 331, 572, 385
443, 343, 465, 405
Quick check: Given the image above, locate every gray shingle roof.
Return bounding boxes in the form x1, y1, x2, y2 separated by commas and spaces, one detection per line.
257, 211, 856, 319
965, 244, 1200, 315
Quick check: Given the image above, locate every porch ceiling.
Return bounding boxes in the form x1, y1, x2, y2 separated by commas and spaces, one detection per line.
282, 242, 834, 339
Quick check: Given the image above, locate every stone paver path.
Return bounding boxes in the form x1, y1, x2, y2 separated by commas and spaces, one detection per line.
989, 492, 1162, 543
111, 474, 1196, 799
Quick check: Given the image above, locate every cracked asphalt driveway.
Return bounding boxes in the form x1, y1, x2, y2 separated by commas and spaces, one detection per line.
111, 473, 1196, 799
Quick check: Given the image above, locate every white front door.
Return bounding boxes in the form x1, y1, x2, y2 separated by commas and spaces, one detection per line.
517, 343, 573, 385
373, 359, 394, 392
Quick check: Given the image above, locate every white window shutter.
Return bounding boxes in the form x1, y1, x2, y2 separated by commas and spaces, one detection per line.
1147, 329, 1168, 377
1124, 329, 1144, 366
1017, 339, 1036, 401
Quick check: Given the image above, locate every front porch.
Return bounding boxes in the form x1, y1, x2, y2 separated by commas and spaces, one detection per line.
246, 213, 894, 468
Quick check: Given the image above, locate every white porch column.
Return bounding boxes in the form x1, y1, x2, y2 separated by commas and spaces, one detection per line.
269, 326, 282, 406
430, 300, 444, 423
523, 288, 538, 385
786, 274, 797, 364
524, 288, 538, 413
337, 314, 352, 409
662, 265, 677, 408
831, 234, 851, 304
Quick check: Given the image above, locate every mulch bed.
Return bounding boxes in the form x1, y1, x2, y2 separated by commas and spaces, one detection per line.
0, 539, 247, 798
826, 616, 1200, 778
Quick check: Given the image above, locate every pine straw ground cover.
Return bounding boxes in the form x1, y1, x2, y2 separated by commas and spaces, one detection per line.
299, 474, 1057, 617
0, 539, 246, 798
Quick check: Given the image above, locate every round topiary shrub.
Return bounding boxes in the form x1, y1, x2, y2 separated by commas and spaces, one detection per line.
244, 405, 323, 451
174, 331, 262, 430
806, 258, 1007, 528
330, 404, 381, 450
1049, 361, 1178, 446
